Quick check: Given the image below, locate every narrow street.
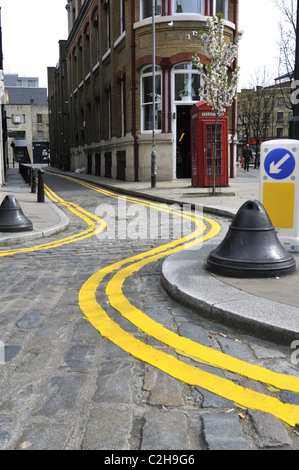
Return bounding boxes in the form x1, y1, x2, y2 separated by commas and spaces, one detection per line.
0, 172, 299, 451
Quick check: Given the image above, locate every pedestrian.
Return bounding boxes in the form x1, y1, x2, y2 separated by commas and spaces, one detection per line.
242, 144, 252, 172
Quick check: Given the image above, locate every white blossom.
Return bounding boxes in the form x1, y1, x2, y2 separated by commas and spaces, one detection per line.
191, 15, 243, 114
191, 15, 242, 193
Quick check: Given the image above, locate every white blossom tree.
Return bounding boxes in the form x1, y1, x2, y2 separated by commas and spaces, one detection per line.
192, 14, 242, 194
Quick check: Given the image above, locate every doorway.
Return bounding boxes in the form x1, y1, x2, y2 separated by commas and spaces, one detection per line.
176, 105, 191, 178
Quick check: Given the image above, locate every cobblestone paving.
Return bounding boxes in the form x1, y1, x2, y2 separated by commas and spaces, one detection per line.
0, 173, 299, 451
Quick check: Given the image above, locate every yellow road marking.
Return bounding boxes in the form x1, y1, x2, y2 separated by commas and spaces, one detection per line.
79, 265, 299, 427
4, 171, 299, 426
107, 248, 299, 395
62, 176, 299, 426
0, 184, 107, 257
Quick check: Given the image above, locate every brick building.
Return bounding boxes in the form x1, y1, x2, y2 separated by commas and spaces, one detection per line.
4, 74, 49, 165
48, 0, 239, 182
237, 78, 293, 161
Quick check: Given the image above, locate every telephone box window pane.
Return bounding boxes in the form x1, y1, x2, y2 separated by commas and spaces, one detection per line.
206, 124, 223, 176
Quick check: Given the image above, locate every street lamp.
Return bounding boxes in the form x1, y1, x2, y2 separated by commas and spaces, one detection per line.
289, 0, 299, 138
151, 0, 157, 188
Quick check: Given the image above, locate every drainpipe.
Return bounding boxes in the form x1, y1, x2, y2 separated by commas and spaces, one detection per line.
230, 0, 238, 178
205, 0, 209, 15
131, 0, 139, 181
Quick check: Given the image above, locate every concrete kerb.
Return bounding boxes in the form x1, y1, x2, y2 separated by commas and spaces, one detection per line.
0, 196, 70, 247
45, 167, 238, 219
161, 248, 299, 346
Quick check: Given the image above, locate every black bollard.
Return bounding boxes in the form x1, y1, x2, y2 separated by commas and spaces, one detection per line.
0, 195, 33, 232
26, 166, 31, 185
206, 200, 296, 278
31, 168, 36, 193
37, 169, 44, 203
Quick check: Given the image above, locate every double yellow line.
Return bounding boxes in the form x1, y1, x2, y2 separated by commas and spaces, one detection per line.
3, 171, 299, 426
0, 183, 106, 257
61, 175, 299, 427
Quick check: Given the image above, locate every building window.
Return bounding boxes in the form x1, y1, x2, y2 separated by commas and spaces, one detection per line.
214, 0, 228, 18
277, 112, 284, 123
91, 7, 100, 66
106, 4, 111, 50
38, 131, 44, 140
277, 127, 283, 138
175, 0, 204, 13
140, 0, 162, 19
141, 65, 162, 132
174, 63, 201, 102
8, 130, 26, 140
106, 88, 112, 139
37, 114, 43, 124
120, 0, 126, 33
12, 114, 25, 124
121, 77, 126, 137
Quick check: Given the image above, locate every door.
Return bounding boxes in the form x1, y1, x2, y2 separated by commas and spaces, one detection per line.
176, 105, 191, 178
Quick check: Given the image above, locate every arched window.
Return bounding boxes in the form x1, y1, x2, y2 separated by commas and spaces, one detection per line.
174, 63, 201, 103
140, 0, 162, 20
141, 65, 162, 132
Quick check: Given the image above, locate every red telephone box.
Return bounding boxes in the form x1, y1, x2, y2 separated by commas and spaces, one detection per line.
190, 101, 229, 188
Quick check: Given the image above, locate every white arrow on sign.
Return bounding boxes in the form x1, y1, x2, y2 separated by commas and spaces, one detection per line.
269, 153, 292, 174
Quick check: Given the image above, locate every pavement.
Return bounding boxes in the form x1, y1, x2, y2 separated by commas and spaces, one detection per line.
1, 163, 299, 346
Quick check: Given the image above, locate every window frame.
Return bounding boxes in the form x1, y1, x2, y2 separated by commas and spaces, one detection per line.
174, 0, 205, 14
140, 0, 162, 20
141, 65, 163, 133
173, 63, 201, 104
213, 0, 228, 19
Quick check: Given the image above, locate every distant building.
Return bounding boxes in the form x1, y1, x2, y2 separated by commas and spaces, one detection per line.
48, 41, 69, 170
237, 80, 293, 161
4, 74, 49, 164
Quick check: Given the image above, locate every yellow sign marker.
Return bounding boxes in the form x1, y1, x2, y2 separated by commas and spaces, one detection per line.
263, 182, 295, 229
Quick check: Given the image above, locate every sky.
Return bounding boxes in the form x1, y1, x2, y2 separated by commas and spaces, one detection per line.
0, 0, 68, 88
238, 0, 282, 89
0, 0, 286, 91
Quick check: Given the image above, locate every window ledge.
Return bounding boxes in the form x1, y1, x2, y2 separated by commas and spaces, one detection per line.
134, 15, 234, 30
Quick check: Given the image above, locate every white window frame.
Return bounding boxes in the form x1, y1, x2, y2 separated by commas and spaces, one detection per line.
140, 0, 162, 20
141, 65, 162, 134
12, 114, 25, 124
214, 0, 228, 19
174, 0, 205, 14
173, 63, 201, 105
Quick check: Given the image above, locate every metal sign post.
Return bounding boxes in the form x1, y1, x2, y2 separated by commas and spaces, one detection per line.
151, 0, 157, 188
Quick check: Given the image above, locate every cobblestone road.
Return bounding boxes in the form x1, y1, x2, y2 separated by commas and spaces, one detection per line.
0, 173, 299, 451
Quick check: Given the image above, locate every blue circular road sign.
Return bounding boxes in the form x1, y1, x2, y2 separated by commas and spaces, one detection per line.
264, 148, 296, 180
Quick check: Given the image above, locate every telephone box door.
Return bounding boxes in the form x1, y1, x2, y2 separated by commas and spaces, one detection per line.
190, 101, 228, 188
203, 121, 228, 187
